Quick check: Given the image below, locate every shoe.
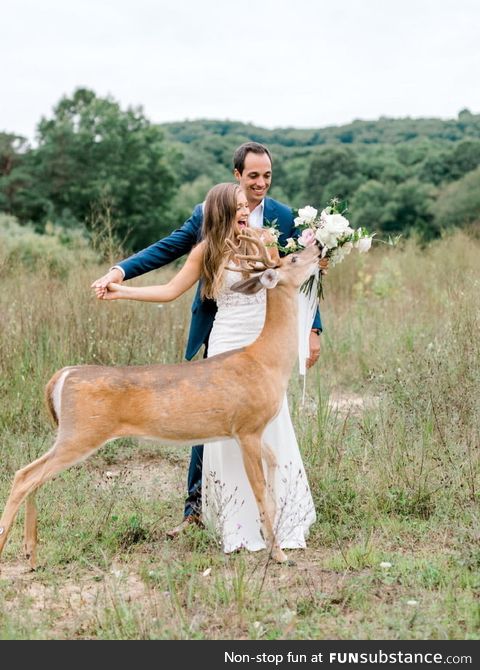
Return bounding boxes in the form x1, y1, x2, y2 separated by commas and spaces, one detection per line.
166, 514, 202, 539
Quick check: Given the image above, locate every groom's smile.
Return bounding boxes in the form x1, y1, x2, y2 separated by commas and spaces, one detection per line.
234, 151, 272, 210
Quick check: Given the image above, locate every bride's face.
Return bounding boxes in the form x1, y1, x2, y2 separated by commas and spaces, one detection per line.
235, 190, 250, 232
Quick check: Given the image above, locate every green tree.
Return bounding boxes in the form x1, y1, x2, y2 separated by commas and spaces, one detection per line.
304, 146, 362, 205
31, 88, 180, 248
433, 167, 480, 230
387, 179, 437, 239
445, 140, 480, 181
418, 148, 452, 185
351, 178, 437, 239
350, 180, 391, 231
358, 146, 407, 183
0, 133, 49, 222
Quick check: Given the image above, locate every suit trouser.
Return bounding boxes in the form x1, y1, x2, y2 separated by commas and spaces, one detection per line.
183, 341, 208, 518
184, 444, 203, 517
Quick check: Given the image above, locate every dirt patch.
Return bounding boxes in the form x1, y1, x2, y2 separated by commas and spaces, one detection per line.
0, 539, 349, 639
328, 390, 379, 416
0, 558, 152, 638
94, 458, 186, 502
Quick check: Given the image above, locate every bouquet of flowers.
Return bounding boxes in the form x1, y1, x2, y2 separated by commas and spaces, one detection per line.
267, 198, 374, 300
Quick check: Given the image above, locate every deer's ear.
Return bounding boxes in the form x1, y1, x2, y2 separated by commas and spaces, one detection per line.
231, 274, 264, 295
259, 269, 279, 289
231, 269, 279, 295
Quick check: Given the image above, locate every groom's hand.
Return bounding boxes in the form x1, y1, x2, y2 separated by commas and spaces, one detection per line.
306, 330, 321, 369
91, 268, 124, 299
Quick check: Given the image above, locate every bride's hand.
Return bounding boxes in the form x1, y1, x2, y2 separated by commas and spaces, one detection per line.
102, 282, 125, 300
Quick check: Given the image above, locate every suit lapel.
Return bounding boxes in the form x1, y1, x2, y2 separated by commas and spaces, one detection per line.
263, 198, 277, 227
263, 198, 291, 238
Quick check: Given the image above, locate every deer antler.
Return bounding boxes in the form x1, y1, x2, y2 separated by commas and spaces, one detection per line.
225, 232, 278, 273
224, 238, 248, 273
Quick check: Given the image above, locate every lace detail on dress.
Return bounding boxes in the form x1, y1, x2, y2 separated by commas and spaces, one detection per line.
216, 269, 266, 309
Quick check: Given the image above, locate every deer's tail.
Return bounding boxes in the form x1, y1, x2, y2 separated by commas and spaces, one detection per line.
45, 368, 73, 427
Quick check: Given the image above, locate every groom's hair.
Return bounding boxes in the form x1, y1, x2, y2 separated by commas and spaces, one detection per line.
233, 142, 272, 174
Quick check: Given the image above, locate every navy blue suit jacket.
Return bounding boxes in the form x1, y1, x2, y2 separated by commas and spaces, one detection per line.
119, 197, 322, 360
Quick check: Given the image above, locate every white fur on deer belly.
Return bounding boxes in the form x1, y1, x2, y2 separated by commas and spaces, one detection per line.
135, 435, 231, 447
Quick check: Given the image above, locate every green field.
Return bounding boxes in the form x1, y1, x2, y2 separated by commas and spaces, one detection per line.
0, 229, 479, 639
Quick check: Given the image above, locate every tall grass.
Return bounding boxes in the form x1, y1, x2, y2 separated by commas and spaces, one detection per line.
0, 228, 479, 639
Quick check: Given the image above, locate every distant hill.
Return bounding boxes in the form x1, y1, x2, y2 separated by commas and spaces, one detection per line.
1, 90, 479, 247
160, 109, 480, 148
159, 110, 480, 240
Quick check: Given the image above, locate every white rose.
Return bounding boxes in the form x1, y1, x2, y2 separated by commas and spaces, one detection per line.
294, 216, 304, 227
325, 213, 351, 236
341, 241, 353, 255
315, 213, 351, 249
356, 236, 373, 253
315, 226, 338, 249
298, 205, 318, 223
285, 237, 297, 250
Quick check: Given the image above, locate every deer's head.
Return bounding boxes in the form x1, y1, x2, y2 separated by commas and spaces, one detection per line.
227, 233, 320, 295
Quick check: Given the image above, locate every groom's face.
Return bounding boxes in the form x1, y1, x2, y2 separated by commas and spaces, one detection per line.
234, 152, 272, 209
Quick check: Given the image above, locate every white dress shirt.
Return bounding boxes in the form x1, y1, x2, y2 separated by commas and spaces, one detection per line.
248, 199, 264, 229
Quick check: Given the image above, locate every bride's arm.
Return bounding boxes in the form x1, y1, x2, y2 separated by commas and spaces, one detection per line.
103, 242, 205, 302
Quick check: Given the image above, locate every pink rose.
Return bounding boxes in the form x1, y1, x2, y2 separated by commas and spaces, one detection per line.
298, 228, 316, 247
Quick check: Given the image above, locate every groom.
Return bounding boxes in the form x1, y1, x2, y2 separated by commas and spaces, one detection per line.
92, 141, 323, 536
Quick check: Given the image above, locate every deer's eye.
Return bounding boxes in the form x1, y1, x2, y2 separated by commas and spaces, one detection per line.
290, 255, 298, 263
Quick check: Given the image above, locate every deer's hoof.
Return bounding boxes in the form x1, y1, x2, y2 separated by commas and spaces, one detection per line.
24, 550, 37, 571
271, 548, 289, 564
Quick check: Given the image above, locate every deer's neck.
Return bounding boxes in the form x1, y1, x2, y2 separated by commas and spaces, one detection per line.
247, 287, 298, 379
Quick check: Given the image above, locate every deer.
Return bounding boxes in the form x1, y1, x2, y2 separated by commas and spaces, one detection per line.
0, 234, 320, 568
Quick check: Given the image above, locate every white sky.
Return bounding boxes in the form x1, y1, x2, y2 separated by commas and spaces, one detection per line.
2, 0, 480, 141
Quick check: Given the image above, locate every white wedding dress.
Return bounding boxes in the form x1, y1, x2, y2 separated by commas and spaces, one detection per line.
202, 268, 316, 553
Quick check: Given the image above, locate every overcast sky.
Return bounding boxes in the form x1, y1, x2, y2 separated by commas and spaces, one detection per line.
2, 0, 479, 141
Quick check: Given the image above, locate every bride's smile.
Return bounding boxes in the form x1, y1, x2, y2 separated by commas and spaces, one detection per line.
235, 190, 250, 231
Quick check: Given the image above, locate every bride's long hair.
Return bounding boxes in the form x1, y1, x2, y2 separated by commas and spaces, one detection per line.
201, 182, 245, 300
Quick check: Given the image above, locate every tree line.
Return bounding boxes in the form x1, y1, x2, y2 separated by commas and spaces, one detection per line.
1, 88, 479, 251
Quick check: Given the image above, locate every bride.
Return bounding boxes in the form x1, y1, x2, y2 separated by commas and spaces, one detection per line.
101, 182, 317, 554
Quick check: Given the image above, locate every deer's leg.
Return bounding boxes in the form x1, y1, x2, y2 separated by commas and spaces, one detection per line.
0, 450, 54, 561
238, 434, 287, 563
0, 435, 102, 564
262, 441, 278, 533
24, 492, 38, 569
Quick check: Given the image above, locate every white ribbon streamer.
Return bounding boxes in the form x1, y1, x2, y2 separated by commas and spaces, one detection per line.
297, 268, 320, 403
